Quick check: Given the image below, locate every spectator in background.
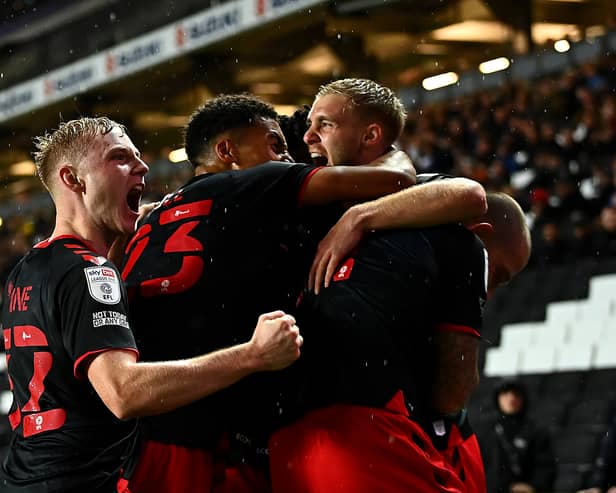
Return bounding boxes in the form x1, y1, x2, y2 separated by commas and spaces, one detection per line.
477, 379, 555, 493
596, 192, 616, 256
577, 413, 616, 493
568, 211, 598, 258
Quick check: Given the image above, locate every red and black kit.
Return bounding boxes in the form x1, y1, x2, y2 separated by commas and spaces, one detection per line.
270, 224, 487, 493
0, 236, 139, 492
121, 162, 328, 449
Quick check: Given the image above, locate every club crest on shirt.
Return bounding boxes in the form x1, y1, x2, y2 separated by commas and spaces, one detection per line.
84, 266, 121, 305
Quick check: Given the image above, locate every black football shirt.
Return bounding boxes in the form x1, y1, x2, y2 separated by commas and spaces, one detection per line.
121, 162, 329, 446
0, 236, 139, 492
282, 224, 487, 425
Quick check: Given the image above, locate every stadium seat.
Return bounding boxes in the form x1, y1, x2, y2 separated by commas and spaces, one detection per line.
592, 330, 616, 368
567, 399, 613, 430
553, 431, 600, 466
581, 369, 616, 400
533, 325, 569, 352
552, 463, 588, 493
517, 373, 545, 400
545, 300, 580, 330
556, 343, 594, 371
499, 322, 542, 349
588, 274, 616, 306
576, 298, 612, 332
519, 345, 558, 374
529, 399, 569, 433
567, 318, 606, 348
542, 372, 585, 403
483, 347, 520, 377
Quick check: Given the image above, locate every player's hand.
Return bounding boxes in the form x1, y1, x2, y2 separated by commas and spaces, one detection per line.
367, 149, 416, 177
249, 310, 303, 371
138, 201, 158, 221
309, 206, 365, 294
576, 489, 603, 493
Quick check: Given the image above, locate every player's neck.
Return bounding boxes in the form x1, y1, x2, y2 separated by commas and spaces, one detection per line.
51, 215, 112, 256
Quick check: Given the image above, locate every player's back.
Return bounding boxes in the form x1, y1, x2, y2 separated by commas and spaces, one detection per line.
1, 237, 138, 492
121, 162, 325, 446
279, 223, 486, 427
281, 228, 439, 423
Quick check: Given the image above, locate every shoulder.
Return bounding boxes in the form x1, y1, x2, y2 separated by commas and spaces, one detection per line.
38, 236, 118, 289
423, 224, 484, 256
234, 161, 315, 180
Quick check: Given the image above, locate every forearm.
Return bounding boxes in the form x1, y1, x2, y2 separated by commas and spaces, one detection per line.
88, 344, 259, 420
347, 178, 487, 232
299, 166, 414, 206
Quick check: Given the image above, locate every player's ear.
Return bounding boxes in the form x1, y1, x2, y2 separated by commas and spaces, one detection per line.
468, 222, 493, 238
362, 123, 383, 146
59, 165, 84, 192
214, 138, 237, 166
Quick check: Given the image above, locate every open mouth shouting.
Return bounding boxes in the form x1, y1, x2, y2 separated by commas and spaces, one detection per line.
310, 152, 329, 167
126, 184, 144, 214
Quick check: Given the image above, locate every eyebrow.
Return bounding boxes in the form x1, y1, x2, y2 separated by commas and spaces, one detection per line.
105, 145, 141, 159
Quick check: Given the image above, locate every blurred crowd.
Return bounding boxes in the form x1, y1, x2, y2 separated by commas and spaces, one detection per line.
399, 56, 616, 267
2, 56, 616, 285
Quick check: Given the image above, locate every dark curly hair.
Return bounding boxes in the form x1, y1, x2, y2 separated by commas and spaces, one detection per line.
278, 105, 311, 164
184, 94, 278, 168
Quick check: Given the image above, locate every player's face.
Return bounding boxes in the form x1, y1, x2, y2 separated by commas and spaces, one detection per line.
80, 127, 148, 236
304, 94, 366, 166
233, 118, 293, 168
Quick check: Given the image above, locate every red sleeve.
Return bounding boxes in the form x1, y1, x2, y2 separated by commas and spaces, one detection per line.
73, 347, 139, 380
297, 166, 326, 205
436, 322, 481, 339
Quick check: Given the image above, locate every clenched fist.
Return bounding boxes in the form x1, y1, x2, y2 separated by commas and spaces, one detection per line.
248, 310, 303, 371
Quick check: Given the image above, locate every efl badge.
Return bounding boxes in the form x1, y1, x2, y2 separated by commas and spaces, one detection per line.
84, 266, 121, 305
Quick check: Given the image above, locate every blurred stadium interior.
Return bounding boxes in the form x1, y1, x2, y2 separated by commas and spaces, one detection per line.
1, 0, 616, 491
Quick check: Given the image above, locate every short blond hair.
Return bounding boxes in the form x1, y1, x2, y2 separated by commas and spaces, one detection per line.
33, 117, 125, 191
316, 78, 407, 144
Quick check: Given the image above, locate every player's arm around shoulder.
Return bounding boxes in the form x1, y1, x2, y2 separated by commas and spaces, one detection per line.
307, 176, 486, 292
86, 311, 302, 420
345, 176, 487, 232
298, 151, 415, 207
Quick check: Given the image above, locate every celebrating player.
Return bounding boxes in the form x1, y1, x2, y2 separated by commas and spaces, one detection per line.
0, 117, 302, 492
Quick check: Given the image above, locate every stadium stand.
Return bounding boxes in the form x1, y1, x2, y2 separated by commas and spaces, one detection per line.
0, 3, 615, 491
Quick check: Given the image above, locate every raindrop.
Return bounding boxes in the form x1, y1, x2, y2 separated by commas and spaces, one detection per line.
109, 12, 116, 21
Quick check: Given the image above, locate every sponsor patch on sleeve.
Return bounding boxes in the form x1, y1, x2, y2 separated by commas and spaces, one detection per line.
84, 266, 121, 305
92, 311, 130, 329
